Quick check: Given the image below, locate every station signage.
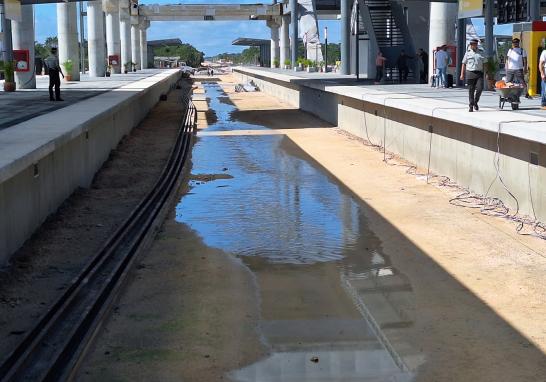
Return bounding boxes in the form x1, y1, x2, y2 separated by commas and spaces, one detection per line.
458, 0, 483, 18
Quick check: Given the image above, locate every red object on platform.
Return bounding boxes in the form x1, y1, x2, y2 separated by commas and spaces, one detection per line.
13, 50, 30, 72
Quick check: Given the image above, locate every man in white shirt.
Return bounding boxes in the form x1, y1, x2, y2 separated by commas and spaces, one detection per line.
435, 45, 450, 88
506, 38, 527, 85
538, 45, 546, 109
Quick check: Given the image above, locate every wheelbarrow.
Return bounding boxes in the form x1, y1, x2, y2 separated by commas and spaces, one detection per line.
495, 86, 525, 110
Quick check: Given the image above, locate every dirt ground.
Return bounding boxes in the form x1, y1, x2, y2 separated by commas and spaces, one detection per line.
0, 85, 189, 360
76, 74, 545, 381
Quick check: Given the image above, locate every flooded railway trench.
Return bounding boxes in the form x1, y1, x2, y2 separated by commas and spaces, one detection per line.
178, 82, 417, 381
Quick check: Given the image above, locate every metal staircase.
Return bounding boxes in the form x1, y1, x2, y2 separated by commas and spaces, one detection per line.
366, 0, 416, 82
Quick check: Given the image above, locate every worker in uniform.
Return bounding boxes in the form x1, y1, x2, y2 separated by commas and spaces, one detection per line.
460, 39, 486, 112
44, 47, 64, 101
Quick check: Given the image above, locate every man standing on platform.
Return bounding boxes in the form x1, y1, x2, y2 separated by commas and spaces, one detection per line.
44, 47, 64, 101
506, 38, 527, 85
460, 39, 485, 112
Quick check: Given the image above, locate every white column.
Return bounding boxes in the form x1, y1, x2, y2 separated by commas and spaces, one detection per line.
104, 0, 121, 73
119, 2, 131, 73
268, 19, 280, 68
12, 4, 35, 88
280, 15, 290, 67
131, 24, 140, 70
139, 20, 150, 69
87, 0, 106, 77
57, 2, 80, 80
429, 3, 457, 80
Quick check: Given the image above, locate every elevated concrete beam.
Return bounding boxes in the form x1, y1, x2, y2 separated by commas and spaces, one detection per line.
139, 3, 281, 21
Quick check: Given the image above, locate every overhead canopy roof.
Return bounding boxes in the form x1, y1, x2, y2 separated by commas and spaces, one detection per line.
147, 38, 183, 47
232, 38, 270, 47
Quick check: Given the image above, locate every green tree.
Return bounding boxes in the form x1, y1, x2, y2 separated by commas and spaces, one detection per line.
153, 43, 204, 67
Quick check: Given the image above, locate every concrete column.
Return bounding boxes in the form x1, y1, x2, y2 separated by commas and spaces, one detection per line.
428, 2, 457, 81
341, 0, 350, 74
12, 4, 35, 88
57, 2, 80, 80
0, 4, 14, 62
87, 0, 106, 77
484, 0, 494, 58
530, 0, 541, 21
280, 15, 290, 67
104, 0, 121, 73
268, 19, 280, 68
139, 20, 149, 69
131, 24, 140, 70
290, 0, 298, 67
119, 2, 131, 73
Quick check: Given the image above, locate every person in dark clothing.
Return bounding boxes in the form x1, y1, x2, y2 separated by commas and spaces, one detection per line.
44, 47, 64, 101
396, 50, 413, 83
417, 48, 428, 83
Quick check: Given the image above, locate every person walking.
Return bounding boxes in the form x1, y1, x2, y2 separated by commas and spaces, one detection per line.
375, 51, 387, 84
538, 44, 546, 110
435, 45, 450, 88
417, 48, 428, 83
460, 39, 486, 112
396, 50, 412, 83
506, 37, 531, 98
44, 47, 64, 101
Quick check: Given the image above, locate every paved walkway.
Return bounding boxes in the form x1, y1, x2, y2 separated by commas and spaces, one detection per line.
244, 66, 545, 116
0, 70, 166, 130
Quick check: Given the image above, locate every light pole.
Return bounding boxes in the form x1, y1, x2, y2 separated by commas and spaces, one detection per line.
324, 26, 328, 72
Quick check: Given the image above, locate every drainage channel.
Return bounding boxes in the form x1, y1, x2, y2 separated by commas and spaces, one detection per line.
176, 82, 417, 381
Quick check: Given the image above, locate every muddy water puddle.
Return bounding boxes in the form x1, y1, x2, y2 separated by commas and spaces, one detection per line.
176, 83, 418, 381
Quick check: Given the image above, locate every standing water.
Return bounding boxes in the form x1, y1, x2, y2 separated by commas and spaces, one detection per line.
175, 83, 417, 381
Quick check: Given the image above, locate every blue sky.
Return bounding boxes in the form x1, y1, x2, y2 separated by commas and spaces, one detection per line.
34, 1, 515, 56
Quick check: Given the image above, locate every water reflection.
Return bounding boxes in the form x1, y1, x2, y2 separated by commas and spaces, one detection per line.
176, 83, 419, 380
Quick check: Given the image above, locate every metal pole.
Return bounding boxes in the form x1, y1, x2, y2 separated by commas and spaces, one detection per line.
290, 0, 297, 67
456, 17, 465, 87
1, 4, 14, 62
355, 5, 360, 81
341, 0, 350, 74
484, 0, 494, 58
325, 26, 328, 71
80, 1, 85, 73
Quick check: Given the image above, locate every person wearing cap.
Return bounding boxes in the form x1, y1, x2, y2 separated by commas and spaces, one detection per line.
44, 47, 64, 101
506, 38, 527, 87
460, 39, 486, 112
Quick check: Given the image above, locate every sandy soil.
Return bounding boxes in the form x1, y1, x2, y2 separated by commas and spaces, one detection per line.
77, 74, 546, 382
0, 85, 189, 360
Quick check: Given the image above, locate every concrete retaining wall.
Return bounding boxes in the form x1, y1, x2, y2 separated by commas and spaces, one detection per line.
0, 70, 181, 264
233, 69, 546, 223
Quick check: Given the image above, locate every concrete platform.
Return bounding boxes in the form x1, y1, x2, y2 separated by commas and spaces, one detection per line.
0, 70, 165, 130
0, 69, 181, 263
233, 66, 546, 222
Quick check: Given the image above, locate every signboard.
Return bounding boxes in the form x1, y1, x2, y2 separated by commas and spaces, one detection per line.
5, 0, 22, 22
13, 49, 29, 71
458, 0, 483, 19
108, 55, 119, 66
